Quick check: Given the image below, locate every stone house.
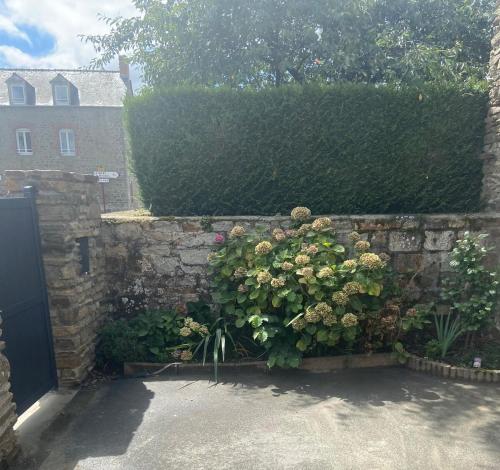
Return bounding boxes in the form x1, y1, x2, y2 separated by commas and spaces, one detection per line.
0, 58, 137, 212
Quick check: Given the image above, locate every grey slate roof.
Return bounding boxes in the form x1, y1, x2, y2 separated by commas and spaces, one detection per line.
0, 69, 128, 106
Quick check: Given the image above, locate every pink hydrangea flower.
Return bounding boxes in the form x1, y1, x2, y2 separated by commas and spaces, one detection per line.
215, 233, 225, 244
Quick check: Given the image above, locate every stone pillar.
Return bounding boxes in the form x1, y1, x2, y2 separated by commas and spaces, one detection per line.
4, 170, 107, 385
482, 1, 500, 209
0, 319, 18, 464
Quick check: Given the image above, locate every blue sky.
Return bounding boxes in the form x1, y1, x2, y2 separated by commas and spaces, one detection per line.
0, 23, 56, 61
0, 0, 140, 83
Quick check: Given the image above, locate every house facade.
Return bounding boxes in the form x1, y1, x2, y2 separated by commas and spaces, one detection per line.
0, 59, 136, 212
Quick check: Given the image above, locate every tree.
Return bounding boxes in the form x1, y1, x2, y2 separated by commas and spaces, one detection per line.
84, 0, 495, 88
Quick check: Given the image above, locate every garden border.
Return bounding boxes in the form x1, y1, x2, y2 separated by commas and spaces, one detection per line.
406, 354, 500, 383
123, 353, 500, 384
123, 353, 400, 377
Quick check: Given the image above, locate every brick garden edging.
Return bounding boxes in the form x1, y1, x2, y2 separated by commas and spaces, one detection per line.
406, 354, 500, 383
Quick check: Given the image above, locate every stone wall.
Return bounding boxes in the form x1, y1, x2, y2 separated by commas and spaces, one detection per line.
102, 212, 500, 319
482, 0, 500, 209
4, 170, 108, 385
0, 320, 17, 465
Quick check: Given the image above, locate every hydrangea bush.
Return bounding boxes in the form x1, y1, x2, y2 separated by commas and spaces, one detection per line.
208, 207, 406, 367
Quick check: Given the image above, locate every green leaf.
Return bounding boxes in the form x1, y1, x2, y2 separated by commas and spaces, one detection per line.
267, 355, 277, 368
349, 296, 364, 312
285, 312, 304, 327
221, 266, 232, 277
249, 315, 263, 328
277, 289, 291, 298
305, 325, 317, 335
213, 328, 222, 382
288, 356, 301, 368
235, 318, 246, 328
296, 339, 308, 352
367, 282, 381, 297
224, 304, 235, 315
316, 329, 329, 342
202, 336, 210, 366
272, 295, 282, 308
247, 306, 261, 315
249, 289, 260, 300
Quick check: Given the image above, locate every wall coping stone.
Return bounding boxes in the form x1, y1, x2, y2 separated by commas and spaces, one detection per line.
4, 169, 97, 184
102, 212, 500, 224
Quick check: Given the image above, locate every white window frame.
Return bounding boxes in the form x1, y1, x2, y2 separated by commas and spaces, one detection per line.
10, 84, 26, 105
54, 84, 70, 105
16, 129, 32, 155
59, 129, 75, 156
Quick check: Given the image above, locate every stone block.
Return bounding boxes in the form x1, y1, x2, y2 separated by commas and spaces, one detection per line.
211, 220, 236, 232
180, 248, 212, 266
177, 232, 218, 248
389, 232, 422, 252
369, 231, 388, 250
424, 231, 455, 251
113, 222, 144, 239
393, 253, 423, 273
149, 220, 178, 232
182, 221, 203, 232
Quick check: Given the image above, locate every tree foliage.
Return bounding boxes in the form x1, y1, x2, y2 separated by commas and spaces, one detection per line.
85, 0, 494, 88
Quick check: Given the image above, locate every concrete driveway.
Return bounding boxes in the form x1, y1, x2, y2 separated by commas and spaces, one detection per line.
13, 367, 500, 470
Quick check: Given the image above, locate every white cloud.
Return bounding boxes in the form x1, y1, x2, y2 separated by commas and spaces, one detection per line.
0, 13, 32, 44
0, 0, 139, 78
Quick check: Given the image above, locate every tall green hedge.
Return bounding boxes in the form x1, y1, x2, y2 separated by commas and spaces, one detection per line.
126, 84, 487, 216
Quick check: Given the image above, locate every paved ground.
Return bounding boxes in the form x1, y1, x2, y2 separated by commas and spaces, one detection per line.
13, 367, 500, 470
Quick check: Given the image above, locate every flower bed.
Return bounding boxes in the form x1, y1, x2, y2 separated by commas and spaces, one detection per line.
97, 207, 500, 383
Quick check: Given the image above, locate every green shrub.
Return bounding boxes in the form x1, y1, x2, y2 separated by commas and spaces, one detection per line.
96, 310, 183, 370
441, 232, 499, 333
96, 304, 255, 378
208, 207, 422, 367
126, 84, 487, 216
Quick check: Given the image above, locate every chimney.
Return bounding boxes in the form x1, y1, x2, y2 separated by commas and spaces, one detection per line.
118, 55, 132, 94
119, 55, 129, 80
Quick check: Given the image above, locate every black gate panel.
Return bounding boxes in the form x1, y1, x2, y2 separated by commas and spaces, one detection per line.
0, 190, 57, 415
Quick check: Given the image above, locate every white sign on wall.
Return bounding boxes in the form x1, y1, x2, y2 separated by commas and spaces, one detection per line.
93, 171, 119, 183
94, 171, 119, 179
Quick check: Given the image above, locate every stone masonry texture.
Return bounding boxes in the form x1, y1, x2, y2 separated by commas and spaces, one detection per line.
0, 319, 18, 466
482, 0, 500, 209
4, 170, 108, 386
101, 213, 500, 327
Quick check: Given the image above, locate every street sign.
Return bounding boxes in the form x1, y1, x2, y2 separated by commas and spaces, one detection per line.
98, 178, 110, 183
93, 171, 119, 179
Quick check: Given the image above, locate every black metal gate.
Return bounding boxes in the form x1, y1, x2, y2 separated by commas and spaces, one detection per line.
0, 187, 57, 415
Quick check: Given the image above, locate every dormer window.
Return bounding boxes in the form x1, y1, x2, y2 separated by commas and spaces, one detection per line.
51, 74, 79, 106
11, 84, 26, 104
54, 84, 69, 105
6, 73, 34, 105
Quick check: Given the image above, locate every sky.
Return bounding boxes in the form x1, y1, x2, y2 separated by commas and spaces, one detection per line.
0, 0, 141, 85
